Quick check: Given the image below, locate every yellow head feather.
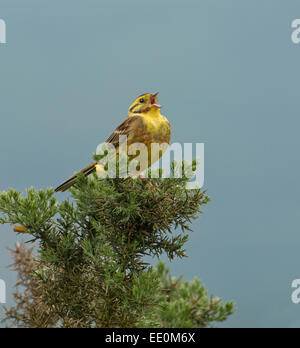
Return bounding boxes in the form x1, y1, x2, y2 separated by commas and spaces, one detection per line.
128, 92, 161, 116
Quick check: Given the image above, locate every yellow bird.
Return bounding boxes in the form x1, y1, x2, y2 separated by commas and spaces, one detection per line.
54, 92, 171, 192
13, 93, 170, 233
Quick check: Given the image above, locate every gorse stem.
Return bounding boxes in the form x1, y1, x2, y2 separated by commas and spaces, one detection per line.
0, 160, 234, 328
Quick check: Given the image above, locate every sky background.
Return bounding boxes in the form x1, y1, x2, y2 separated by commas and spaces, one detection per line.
1, 0, 300, 328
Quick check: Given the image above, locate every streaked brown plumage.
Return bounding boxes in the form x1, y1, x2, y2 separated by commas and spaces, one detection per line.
13, 93, 171, 233
54, 92, 171, 192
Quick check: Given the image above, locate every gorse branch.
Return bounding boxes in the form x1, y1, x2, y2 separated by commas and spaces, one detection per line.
0, 160, 234, 328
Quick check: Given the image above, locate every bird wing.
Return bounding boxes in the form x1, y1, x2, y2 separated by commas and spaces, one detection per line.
105, 115, 143, 149
54, 116, 144, 192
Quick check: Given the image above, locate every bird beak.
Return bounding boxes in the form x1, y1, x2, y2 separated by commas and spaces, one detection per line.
151, 92, 162, 108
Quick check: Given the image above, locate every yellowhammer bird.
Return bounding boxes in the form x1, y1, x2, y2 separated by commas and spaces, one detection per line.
54, 92, 171, 192
13, 93, 170, 233
14, 93, 171, 233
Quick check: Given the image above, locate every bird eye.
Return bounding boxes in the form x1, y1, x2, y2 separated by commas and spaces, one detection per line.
139, 98, 145, 103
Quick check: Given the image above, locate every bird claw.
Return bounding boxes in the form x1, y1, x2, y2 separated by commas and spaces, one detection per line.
137, 175, 156, 191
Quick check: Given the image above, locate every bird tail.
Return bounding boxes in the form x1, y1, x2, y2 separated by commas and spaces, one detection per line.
54, 161, 98, 192
12, 162, 100, 232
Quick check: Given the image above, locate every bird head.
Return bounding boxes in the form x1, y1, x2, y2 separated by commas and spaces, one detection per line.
128, 92, 161, 115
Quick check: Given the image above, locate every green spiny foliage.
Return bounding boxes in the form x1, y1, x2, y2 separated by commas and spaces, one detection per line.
138, 262, 234, 328
0, 161, 234, 328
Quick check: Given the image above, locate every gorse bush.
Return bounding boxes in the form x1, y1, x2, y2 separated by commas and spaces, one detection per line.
0, 161, 234, 328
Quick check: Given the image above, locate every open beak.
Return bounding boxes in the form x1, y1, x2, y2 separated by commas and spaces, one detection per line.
151, 92, 162, 108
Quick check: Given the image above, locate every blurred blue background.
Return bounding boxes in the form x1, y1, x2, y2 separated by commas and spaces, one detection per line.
1, 0, 300, 327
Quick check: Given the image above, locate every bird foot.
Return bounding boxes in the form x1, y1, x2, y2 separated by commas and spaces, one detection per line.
137, 175, 156, 191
